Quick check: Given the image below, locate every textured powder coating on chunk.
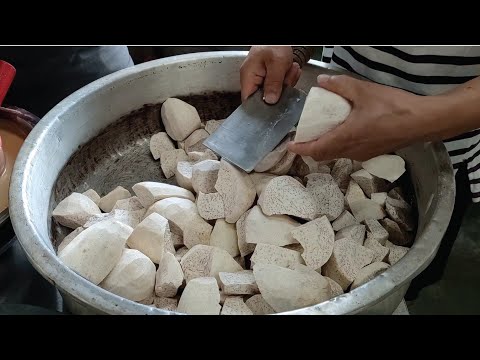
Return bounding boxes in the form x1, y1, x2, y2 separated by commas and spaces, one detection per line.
245, 294, 276, 315
215, 159, 256, 223
385, 241, 409, 265
236, 210, 256, 257
332, 210, 358, 231
380, 218, 411, 246
364, 232, 390, 262
351, 262, 390, 290
184, 129, 209, 153
290, 216, 334, 271
365, 219, 389, 245
154, 297, 178, 311
219, 270, 259, 295
306, 174, 344, 221
258, 176, 318, 220
150, 132, 176, 160
269, 150, 297, 175
350, 169, 388, 197
175, 161, 194, 192
196, 192, 225, 221
250, 243, 304, 268
221, 297, 254, 315
191, 160, 221, 194
245, 205, 300, 247
331, 158, 353, 192
52, 192, 102, 229
335, 224, 366, 246
322, 238, 375, 290
160, 149, 189, 179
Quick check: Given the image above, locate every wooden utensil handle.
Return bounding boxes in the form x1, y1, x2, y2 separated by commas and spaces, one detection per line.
292, 46, 316, 68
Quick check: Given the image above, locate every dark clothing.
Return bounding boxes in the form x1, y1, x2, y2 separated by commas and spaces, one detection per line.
0, 46, 133, 117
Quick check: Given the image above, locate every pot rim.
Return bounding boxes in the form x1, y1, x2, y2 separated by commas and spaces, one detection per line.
9, 51, 455, 315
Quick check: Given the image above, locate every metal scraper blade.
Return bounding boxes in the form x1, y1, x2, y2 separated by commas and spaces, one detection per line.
203, 87, 306, 172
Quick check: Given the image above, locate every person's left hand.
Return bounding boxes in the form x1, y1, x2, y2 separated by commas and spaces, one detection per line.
288, 74, 429, 161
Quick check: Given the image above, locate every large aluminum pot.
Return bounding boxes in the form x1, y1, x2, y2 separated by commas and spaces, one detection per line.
9, 51, 455, 315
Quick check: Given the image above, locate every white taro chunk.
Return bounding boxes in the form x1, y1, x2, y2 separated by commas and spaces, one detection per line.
52, 192, 102, 229
221, 297, 254, 315
258, 176, 318, 220
385, 196, 415, 232
180, 244, 242, 283
364, 232, 390, 263
269, 150, 297, 176
362, 154, 406, 183
345, 180, 367, 210
161, 98, 202, 141
371, 192, 388, 207
98, 186, 131, 213
332, 210, 358, 231
215, 159, 256, 223
294, 87, 351, 143
290, 216, 334, 271
365, 219, 389, 245
82, 189, 100, 205
175, 246, 189, 262
253, 263, 331, 313
184, 129, 209, 153
254, 136, 289, 172
245, 205, 300, 247
249, 172, 277, 197
331, 158, 353, 192
245, 294, 276, 315
154, 297, 178, 311
100, 249, 156, 302
322, 237, 375, 291
335, 224, 366, 246
349, 199, 386, 223
160, 149, 189, 179
204, 119, 225, 134
175, 161, 194, 192
325, 277, 344, 298
83, 209, 144, 230
149, 132, 176, 160
127, 213, 169, 264
385, 241, 409, 265
306, 174, 344, 221
191, 160, 221, 194
380, 218, 410, 246
163, 231, 176, 254
350, 169, 388, 197
350, 262, 390, 290
177, 277, 221, 315
155, 252, 184, 298
59, 221, 132, 285
133, 181, 195, 208
196, 192, 225, 221
113, 196, 145, 211
219, 270, 259, 295
57, 227, 84, 255
210, 219, 239, 258
250, 243, 304, 268
236, 210, 256, 258
188, 149, 218, 163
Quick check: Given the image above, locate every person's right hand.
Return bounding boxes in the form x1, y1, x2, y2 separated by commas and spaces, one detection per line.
240, 46, 302, 104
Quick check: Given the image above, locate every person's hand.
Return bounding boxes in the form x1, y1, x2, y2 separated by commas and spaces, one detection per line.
240, 46, 302, 104
288, 74, 429, 161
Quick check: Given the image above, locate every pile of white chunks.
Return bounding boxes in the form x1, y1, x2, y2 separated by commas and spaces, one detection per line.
52, 97, 415, 315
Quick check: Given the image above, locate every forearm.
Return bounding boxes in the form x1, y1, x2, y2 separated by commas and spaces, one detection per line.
415, 76, 480, 142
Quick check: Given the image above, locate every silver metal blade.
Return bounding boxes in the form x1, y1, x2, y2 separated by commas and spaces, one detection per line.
203, 87, 306, 172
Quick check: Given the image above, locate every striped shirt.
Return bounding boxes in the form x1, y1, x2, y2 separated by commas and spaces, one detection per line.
321, 46, 480, 202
